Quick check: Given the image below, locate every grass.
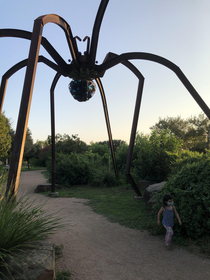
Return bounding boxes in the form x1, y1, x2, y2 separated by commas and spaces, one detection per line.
41, 184, 210, 257
55, 244, 64, 260
21, 166, 46, 172
43, 185, 162, 234
0, 168, 8, 184
54, 244, 72, 279
55, 269, 71, 280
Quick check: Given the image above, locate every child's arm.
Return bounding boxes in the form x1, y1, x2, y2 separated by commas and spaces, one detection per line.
174, 207, 182, 225
157, 207, 164, 225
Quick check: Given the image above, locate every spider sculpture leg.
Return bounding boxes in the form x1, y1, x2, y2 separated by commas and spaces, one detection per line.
0, 56, 66, 197
0, 15, 77, 196
0, 27, 73, 196
95, 77, 118, 177
0, 29, 70, 73
96, 51, 210, 195
0, 0, 109, 196
49, 74, 119, 194
97, 52, 210, 120
0, 56, 64, 114
50, 73, 61, 194
98, 52, 144, 197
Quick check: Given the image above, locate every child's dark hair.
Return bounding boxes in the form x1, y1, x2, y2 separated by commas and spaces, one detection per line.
162, 194, 173, 207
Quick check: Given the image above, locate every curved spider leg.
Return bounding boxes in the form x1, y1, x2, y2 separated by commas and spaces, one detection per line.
0, 57, 64, 196
100, 52, 144, 197
38, 15, 80, 65
88, 0, 109, 69
0, 55, 64, 115
95, 77, 118, 178
120, 62, 144, 197
50, 72, 61, 194
0, 29, 70, 72
0, 56, 64, 198
4, 14, 81, 196
97, 52, 210, 120
0, 59, 29, 115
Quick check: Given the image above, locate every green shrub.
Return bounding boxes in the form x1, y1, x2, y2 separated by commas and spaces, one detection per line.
89, 168, 119, 187
133, 131, 182, 182
47, 153, 92, 186
154, 159, 210, 239
115, 143, 129, 172
170, 150, 205, 176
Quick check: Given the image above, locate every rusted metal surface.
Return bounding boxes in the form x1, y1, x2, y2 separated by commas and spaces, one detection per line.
95, 77, 118, 178
50, 73, 61, 193
89, 0, 109, 68
2, 14, 81, 196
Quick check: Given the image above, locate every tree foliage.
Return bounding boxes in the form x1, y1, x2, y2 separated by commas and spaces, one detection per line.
150, 113, 210, 152
133, 130, 182, 182
23, 128, 36, 169
0, 112, 12, 160
54, 134, 87, 154
89, 142, 109, 166
98, 139, 126, 153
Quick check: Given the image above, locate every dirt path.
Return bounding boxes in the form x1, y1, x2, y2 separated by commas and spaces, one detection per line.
18, 170, 210, 280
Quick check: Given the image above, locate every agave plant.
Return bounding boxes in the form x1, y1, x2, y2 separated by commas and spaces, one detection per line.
0, 173, 64, 279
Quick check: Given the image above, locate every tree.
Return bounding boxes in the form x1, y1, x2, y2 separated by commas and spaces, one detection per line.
150, 116, 188, 140
38, 145, 51, 167
186, 113, 210, 152
98, 139, 126, 153
150, 114, 210, 152
23, 128, 36, 169
55, 134, 87, 154
29, 140, 47, 167
7, 127, 15, 161
0, 112, 12, 160
89, 142, 109, 165
133, 130, 182, 182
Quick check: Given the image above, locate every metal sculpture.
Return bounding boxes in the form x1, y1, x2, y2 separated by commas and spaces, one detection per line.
1, 0, 210, 198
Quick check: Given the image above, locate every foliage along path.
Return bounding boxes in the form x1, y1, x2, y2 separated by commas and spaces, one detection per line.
18, 170, 210, 280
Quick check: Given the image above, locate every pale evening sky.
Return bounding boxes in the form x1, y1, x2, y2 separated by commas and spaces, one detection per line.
0, 0, 210, 144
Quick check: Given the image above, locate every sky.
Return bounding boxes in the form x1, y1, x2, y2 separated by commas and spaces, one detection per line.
0, 0, 210, 144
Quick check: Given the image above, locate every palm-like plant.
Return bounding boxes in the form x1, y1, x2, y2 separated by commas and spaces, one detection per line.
0, 174, 64, 279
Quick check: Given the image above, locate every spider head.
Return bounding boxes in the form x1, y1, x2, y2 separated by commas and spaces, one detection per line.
69, 79, 96, 102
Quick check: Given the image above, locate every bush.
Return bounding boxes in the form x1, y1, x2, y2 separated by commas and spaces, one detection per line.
89, 168, 119, 187
170, 150, 205, 176
47, 153, 92, 186
133, 131, 182, 182
115, 143, 129, 172
154, 158, 210, 239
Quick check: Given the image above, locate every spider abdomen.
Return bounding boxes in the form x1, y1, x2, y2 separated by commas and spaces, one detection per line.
69, 80, 96, 102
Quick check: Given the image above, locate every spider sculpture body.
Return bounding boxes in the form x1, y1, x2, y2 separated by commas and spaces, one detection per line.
1, 0, 210, 197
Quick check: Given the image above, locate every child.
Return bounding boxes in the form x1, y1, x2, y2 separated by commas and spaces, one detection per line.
157, 194, 182, 249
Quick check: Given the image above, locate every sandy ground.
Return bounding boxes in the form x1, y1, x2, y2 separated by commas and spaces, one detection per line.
18, 170, 210, 280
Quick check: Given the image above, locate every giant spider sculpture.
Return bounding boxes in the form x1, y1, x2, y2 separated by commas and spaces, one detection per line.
1, 0, 210, 197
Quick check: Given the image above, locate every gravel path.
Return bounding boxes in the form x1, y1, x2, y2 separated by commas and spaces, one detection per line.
18, 170, 210, 280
